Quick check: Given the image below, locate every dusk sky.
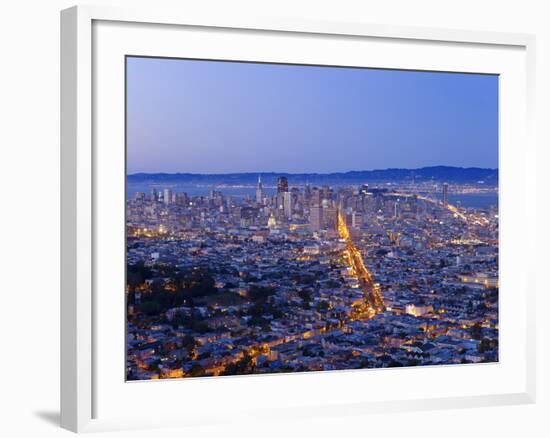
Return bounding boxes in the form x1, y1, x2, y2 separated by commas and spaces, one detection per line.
126, 56, 498, 174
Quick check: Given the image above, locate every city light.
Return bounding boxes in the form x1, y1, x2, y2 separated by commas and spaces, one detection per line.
126, 176, 499, 380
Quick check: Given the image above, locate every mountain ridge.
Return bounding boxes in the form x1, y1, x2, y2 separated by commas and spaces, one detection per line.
127, 166, 498, 185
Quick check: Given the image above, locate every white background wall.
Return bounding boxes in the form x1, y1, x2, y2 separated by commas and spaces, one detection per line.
0, 0, 547, 436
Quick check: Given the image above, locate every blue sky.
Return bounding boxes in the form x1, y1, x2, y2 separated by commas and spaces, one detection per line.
126, 56, 498, 174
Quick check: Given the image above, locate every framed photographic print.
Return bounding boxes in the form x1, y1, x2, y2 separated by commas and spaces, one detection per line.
61, 5, 536, 433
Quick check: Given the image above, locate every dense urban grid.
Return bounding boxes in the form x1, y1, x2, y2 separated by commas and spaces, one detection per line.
126, 175, 498, 380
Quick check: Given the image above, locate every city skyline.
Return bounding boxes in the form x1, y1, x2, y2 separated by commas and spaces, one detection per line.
126, 174, 499, 379
126, 57, 498, 174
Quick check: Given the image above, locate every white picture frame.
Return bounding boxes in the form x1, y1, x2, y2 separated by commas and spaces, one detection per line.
61, 4, 537, 433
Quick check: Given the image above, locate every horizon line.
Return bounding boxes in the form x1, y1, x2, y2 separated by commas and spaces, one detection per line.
127, 165, 498, 176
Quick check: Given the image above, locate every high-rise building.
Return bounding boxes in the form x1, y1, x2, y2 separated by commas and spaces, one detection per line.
310, 206, 323, 231
256, 175, 264, 204
163, 188, 173, 205
304, 184, 312, 204
321, 186, 333, 203
408, 194, 418, 213
175, 192, 188, 206
283, 192, 293, 218
442, 183, 449, 207
393, 199, 400, 218
374, 194, 384, 213
310, 188, 321, 207
352, 211, 363, 229
240, 207, 257, 221
210, 190, 224, 207
324, 206, 338, 231
345, 212, 353, 228
337, 187, 353, 210
277, 176, 289, 194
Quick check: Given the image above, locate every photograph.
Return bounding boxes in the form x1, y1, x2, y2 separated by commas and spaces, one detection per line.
0, 1, 543, 436
125, 56, 499, 380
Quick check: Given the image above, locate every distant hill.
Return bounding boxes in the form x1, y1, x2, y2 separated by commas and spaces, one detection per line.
127, 166, 498, 186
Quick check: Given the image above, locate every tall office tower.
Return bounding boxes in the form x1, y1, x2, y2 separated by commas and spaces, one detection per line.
275, 192, 284, 211
134, 192, 146, 201
175, 192, 188, 206
324, 206, 338, 231
304, 184, 312, 204
337, 188, 352, 209
352, 211, 363, 229
374, 194, 384, 213
358, 184, 369, 212
240, 207, 256, 224
345, 211, 354, 228
256, 175, 264, 204
393, 199, 400, 218
442, 183, 449, 207
150, 188, 158, 202
291, 187, 302, 214
408, 194, 418, 213
210, 190, 224, 207
321, 186, 333, 203
283, 191, 293, 218
309, 206, 324, 231
277, 176, 289, 194
164, 188, 173, 205
310, 188, 322, 207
